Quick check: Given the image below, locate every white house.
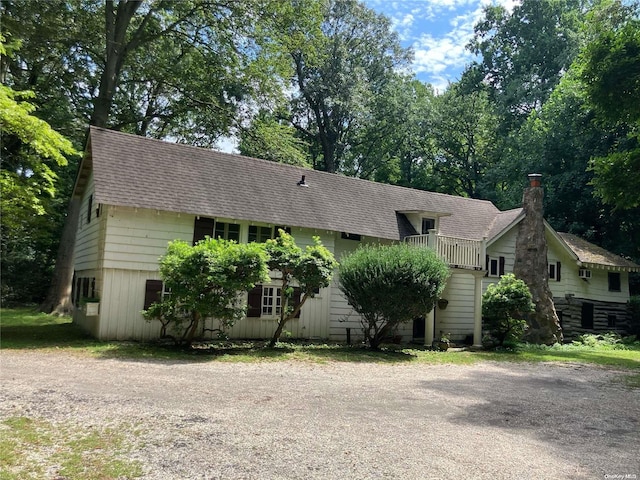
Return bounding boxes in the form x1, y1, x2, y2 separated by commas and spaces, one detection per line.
71, 127, 639, 344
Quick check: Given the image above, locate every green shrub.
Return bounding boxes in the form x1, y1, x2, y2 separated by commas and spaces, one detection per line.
338, 243, 449, 349
144, 238, 269, 346
482, 274, 534, 348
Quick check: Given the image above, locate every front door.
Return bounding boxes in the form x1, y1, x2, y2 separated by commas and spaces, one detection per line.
413, 316, 425, 342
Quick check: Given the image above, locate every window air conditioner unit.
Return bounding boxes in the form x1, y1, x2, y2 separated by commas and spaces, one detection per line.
578, 268, 591, 279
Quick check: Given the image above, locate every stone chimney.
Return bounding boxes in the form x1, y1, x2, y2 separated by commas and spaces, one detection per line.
513, 173, 563, 344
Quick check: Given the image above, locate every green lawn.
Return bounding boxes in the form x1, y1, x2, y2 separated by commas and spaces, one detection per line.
1, 308, 639, 373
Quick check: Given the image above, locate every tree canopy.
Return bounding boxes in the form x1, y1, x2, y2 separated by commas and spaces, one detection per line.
2, 0, 639, 305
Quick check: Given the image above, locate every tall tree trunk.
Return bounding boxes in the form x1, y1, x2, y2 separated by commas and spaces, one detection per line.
39, 198, 81, 313
40, 0, 141, 314
513, 177, 563, 344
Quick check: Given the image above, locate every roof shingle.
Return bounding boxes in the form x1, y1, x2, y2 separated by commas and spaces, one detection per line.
87, 127, 512, 241
557, 232, 640, 270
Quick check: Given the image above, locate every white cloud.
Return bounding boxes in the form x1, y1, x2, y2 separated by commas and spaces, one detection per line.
365, 0, 522, 87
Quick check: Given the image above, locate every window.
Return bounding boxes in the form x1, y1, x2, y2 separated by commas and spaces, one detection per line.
548, 262, 561, 281
193, 217, 241, 244
421, 218, 435, 234
247, 284, 302, 318
261, 286, 282, 316
214, 222, 240, 242
608, 314, 616, 328
581, 302, 594, 329
144, 279, 163, 310
87, 194, 93, 224
249, 226, 273, 243
341, 232, 361, 241
487, 256, 505, 278
608, 272, 621, 292
248, 225, 291, 243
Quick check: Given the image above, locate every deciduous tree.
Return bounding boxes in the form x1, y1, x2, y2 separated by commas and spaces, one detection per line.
264, 231, 337, 347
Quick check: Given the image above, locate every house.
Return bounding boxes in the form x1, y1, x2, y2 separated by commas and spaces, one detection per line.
71, 127, 639, 344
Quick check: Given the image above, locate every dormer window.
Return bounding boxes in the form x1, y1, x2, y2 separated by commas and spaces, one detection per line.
421, 218, 435, 234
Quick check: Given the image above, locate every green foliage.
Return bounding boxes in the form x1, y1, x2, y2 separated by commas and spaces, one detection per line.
144, 238, 269, 346
577, 16, 640, 210
430, 87, 500, 198
482, 274, 535, 348
264, 231, 337, 347
238, 111, 311, 166
571, 332, 626, 347
0, 45, 79, 304
339, 243, 449, 349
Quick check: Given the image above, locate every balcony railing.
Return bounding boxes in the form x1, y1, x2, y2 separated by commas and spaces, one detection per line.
405, 232, 486, 270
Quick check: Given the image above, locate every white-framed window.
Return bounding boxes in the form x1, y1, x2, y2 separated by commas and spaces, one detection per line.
549, 261, 562, 281
261, 286, 282, 317
248, 225, 291, 243
214, 222, 240, 242
421, 218, 435, 234
247, 284, 301, 318
488, 257, 499, 277
486, 256, 505, 278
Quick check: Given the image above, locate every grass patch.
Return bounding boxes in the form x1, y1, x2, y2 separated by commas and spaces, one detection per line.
2, 308, 639, 370
0, 416, 143, 480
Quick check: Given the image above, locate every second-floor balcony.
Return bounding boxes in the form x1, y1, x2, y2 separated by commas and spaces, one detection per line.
405, 232, 486, 270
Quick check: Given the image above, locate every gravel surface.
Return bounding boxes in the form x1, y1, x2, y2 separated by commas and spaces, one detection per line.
1, 351, 639, 479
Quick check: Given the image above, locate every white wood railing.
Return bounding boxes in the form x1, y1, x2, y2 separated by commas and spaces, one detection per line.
405, 232, 486, 270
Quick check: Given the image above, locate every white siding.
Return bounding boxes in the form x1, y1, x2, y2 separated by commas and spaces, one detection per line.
435, 271, 476, 342
96, 212, 337, 341
483, 226, 518, 290
100, 269, 162, 340
546, 232, 630, 304
74, 172, 104, 272
103, 207, 193, 270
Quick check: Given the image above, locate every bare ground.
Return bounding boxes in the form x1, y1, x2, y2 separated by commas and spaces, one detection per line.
1, 351, 639, 479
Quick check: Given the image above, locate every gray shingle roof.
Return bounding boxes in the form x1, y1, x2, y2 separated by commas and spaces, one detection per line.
86, 127, 510, 241
557, 232, 640, 271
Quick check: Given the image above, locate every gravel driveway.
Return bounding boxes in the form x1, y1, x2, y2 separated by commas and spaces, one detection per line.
1, 351, 639, 479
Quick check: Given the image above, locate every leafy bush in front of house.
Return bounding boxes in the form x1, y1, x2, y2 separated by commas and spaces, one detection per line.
338, 243, 449, 349
264, 230, 337, 347
144, 238, 269, 346
482, 273, 535, 348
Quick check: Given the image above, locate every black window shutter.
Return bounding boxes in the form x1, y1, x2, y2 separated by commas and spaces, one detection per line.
82, 277, 90, 298
485, 255, 489, 277
293, 287, 302, 318
499, 256, 505, 276
144, 279, 164, 310
87, 194, 93, 224
75, 277, 82, 305
556, 262, 561, 282
247, 285, 262, 317
71, 272, 77, 306
193, 217, 215, 245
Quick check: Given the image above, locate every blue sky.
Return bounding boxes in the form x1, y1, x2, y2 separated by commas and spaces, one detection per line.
363, 0, 518, 91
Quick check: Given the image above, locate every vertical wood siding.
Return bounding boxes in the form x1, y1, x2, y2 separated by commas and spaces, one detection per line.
100, 268, 162, 340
